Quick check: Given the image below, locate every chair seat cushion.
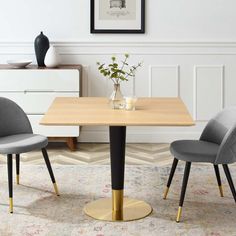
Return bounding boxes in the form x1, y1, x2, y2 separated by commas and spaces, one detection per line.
0, 134, 48, 154
170, 140, 219, 163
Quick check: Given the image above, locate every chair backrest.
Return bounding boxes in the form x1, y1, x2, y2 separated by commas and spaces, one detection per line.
200, 107, 236, 164
0, 97, 32, 137
200, 108, 236, 144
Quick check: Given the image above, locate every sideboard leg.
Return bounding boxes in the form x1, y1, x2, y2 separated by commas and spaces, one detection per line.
66, 137, 78, 151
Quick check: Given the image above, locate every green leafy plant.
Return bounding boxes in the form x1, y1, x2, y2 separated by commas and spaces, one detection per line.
97, 54, 142, 84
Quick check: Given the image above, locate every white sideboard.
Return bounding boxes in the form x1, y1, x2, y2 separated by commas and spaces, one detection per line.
0, 64, 82, 150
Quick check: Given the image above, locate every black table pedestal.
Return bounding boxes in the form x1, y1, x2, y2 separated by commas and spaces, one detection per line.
84, 126, 152, 222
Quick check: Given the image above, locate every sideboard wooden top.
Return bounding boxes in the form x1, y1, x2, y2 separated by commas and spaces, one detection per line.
0, 64, 82, 70
41, 97, 195, 127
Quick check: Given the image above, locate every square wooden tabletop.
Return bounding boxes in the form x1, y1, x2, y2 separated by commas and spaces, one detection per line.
40, 97, 194, 127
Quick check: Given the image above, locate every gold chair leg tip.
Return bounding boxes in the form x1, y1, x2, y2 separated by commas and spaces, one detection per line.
16, 175, 20, 185
176, 207, 182, 223
163, 187, 169, 200
9, 198, 13, 214
219, 186, 224, 197
53, 183, 60, 196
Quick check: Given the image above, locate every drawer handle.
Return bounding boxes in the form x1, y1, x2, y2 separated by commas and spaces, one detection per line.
24, 90, 55, 93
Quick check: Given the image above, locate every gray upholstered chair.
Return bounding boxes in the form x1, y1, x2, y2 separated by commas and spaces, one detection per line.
0, 97, 59, 213
163, 107, 236, 222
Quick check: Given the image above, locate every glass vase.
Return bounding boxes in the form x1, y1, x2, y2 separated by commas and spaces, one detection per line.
109, 83, 124, 109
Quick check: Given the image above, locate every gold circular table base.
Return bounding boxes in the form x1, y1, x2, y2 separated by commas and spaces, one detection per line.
84, 198, 153, 222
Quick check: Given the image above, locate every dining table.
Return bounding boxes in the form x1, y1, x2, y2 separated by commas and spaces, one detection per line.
40, 97, 194, 222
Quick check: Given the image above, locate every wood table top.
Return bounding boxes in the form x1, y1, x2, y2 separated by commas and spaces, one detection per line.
40, 97, 194, 126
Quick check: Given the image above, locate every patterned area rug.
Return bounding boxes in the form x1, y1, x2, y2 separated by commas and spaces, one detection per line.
0, 143, 172, 165
0, 164, 235, 236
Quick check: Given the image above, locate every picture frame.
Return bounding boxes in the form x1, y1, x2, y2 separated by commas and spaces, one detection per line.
91, 0, 145, 34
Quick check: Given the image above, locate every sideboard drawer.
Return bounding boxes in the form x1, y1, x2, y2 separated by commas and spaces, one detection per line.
0, 70, 79, 92
0, 92, 79, 114
28, 115, 79, 137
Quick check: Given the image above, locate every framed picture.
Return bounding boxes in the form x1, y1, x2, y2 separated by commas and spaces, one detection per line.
91, 0, 145, 34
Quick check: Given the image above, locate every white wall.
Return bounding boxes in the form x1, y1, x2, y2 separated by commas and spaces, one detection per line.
1, 0, 236, 143
1, 0, 236, 42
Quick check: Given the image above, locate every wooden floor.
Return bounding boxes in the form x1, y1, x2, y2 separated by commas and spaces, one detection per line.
0, 143, 172, 166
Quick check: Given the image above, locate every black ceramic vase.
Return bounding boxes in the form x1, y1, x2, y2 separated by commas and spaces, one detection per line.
34, 32, 50, 67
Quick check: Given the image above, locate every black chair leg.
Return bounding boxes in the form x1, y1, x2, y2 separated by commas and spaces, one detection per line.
176, 162, 191, 223
223, 164, 236, 202
7, 154, 13, 213
42, 148, 59, 196
214, 165, 224, 197
163, 158, 179, 199
16, 154, 20, 185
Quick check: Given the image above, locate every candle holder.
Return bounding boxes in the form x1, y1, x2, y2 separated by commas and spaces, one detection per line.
125, 96, 138, 111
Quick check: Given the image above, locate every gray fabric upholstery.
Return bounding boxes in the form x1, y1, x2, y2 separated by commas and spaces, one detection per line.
215, 124, 236, 164
170, 140, 219, 163
171, 107, 236, 164
0, 134, 48, 154
200, 108, 236, 145
0, 97, 32, 137
0, 97, 48, 154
